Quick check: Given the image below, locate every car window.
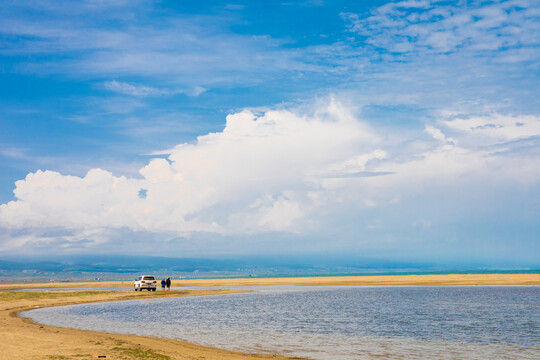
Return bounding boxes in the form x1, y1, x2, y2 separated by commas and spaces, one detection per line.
143, 276, 154, 280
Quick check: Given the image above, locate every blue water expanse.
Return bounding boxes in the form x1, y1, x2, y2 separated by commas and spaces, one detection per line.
23, 286, 540, 360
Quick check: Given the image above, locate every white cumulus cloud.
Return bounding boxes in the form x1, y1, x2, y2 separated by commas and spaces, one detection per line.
1, 101, 539, 253
0, 101, 381, 249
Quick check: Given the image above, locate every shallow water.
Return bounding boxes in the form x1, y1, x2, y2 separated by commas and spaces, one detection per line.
22, 286, 540, 359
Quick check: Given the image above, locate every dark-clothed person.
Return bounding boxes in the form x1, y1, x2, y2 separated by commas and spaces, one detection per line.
161, 279, 166, 290
166, 277, 171, 290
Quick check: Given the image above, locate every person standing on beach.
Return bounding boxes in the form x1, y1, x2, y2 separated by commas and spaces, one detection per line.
161, 279, 166, 290
166, 277, 171, 290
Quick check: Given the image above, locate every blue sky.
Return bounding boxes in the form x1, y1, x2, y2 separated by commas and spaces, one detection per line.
0, 0, 539, 267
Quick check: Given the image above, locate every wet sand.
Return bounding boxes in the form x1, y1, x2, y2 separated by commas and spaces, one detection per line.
1, 273, 538, 359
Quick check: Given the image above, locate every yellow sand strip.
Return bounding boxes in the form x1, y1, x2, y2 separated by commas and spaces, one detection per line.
175, 273, 540, 287
1, 273, 539, 290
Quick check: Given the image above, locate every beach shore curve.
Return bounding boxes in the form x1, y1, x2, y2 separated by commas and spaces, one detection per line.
1, 273, 538, 359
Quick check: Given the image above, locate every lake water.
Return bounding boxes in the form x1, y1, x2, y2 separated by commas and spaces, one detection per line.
22, 286, 540, 359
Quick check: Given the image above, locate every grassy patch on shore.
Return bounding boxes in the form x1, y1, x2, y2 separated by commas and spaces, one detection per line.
0, 289, 198, 303
0, 290, 108, 302
113, 346, 171, 360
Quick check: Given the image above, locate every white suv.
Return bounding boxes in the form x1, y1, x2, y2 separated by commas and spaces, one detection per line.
134, 275, 157, 291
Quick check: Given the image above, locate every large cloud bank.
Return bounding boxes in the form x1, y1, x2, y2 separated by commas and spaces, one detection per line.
1, 101, 539, 253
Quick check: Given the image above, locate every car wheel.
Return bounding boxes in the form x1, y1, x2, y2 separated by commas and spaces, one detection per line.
134, 286, 137, 291
152, 288, 156, 291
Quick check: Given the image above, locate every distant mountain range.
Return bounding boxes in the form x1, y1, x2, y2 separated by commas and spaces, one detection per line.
1, 255, 536, 282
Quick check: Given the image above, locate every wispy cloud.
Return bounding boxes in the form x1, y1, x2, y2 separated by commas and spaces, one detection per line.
330, 0, 540, 124
0, 2, 312, 88
443, 114, 540, 143
0, 147, 29, 160
102, 81, 170, 97
101, 81, 207, 98
3, 0, 536, 112
425, 125, 456, 144
342, 0, 540, 59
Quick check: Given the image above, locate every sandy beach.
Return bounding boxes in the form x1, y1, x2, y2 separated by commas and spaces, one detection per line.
1, 273, 539, 290
1, 273, 538, 359
174, 273, 540, 287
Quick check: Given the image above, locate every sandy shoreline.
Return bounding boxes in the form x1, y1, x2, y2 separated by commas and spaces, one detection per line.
1, 273, 538, 359
1, 289, 303, 360
1, 272, 539, 290
175, 273, 540, 287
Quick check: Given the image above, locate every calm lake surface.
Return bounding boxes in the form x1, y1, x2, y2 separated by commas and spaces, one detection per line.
23, 286, 540, 359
